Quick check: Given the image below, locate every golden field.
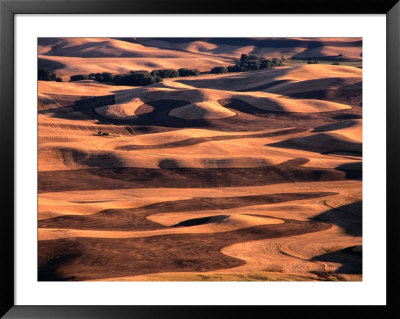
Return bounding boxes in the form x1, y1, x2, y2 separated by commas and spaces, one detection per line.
38, 38, 362, 281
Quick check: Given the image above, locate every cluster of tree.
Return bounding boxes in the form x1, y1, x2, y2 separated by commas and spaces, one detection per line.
150, 69, 179, 78
38, 68, 62, 82
70, 70, 161, 86
112, 70, 162, 86
238, 54, 284, 70
176, 68, 200, 77
307, 59, 319, 64
210, 66, 228, 74
150, 68, 200, 78
70, 72, 113, 82
68, 54, 284, 86
70, 68, 201, 85
210, 54, 284, 74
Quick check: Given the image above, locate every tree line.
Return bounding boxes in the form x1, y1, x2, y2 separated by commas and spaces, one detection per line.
38, 68, 62, 82
38, 53, 285, 86
210, 54, 284, 74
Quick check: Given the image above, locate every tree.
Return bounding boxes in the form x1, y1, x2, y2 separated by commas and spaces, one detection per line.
227, 64, 243, 72
246, 60, 260, 71
101, 72, 113, 82
247, 54, 259, 61
70, 74, 88, 81
271, 58, 281, 67
210, 66, 228, 74
225, 54, 284, 74
87, 72, 113, 82
38, 68, 57, 81
178, 68, 200, 77
151, 69, 179, 78
112, 70, 161, 86
240, 54, 248, 63
259, 58, 272, 69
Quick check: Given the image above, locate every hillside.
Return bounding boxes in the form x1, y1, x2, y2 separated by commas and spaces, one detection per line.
37, 38, 362, 282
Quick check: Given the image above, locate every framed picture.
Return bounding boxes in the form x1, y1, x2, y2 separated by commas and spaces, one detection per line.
1, 0, 399, 317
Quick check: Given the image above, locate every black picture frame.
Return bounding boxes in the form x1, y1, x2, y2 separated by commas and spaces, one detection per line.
1, 0, 399, 318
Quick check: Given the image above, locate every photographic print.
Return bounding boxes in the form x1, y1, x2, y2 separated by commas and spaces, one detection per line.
37, 37, 362, 282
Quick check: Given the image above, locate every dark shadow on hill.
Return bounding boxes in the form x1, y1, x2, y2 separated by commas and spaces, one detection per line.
38, 218, 331, 281
310, 201, 362, 237
73, 98, 216, 129
38, 57, 66, 72
40, 90, 363, 134
38, 159, 347, 193
133, 37, 362, 49
172, 215, 230, 227
312, 120, 358, 133
158, 159, 181, 169
287, 88, 362, 107
219, 98, 361, 124
335, 162, 362, 180
333, 114, 362, 120
310, 245, 362, 275
70, 95, 303, 132
38, 241, 81, 281
273, 78, 362, 106
237, 80, 291, 92
219, 98, 283, 114
57, 147, 125, 168
38, 191, 338, 231
118, 127, 307, 151
267, 133, 362, 156
43, 40, 146, 58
